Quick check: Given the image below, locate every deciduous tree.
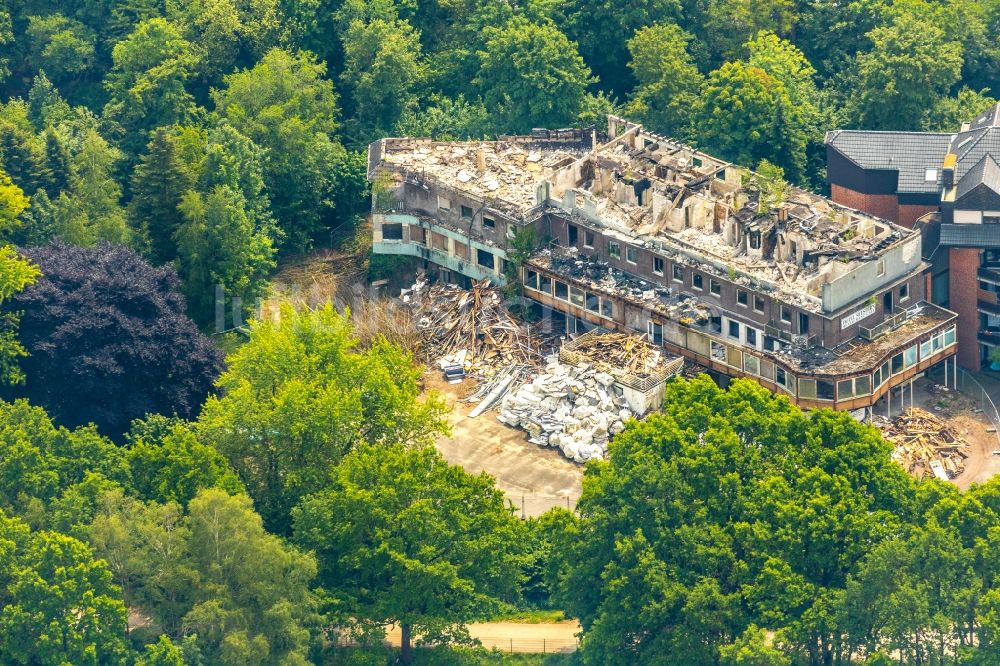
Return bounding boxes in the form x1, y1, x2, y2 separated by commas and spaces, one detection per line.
294, 443, 524, 663
198, 303, 449, 534
475, 18, 594, 133
0, 399, 127, 520
340, 15, 426, 138
562, 0, 681, 95
848, 10, 963, 130
125, 417, 243, 506
625, 23, 702, 140
104, 18, 199, 157
212, 48, 344, 252
25, 14, 96, 82
5, 242, 222, 437
0, 511, 130, 665
697, 61, 809, 183
0, 174, 37, 384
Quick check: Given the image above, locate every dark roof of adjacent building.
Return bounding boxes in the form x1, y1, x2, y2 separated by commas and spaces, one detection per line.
826, 103, 1000, 208
825, 130, 951, 193
939, 222, 1000, 247
967, 103, 1000, 131
955, 154, 1000, 210
949, 126, 1000, 192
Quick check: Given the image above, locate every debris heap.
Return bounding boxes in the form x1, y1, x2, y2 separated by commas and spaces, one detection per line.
567, 332, 665, 377
497, 357, 631, 464
876, 408, 970, 480
401, 279, 538, 378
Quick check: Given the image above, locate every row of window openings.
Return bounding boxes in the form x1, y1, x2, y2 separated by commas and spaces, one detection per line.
383, 222, 505, 273
736, 326, 956, 401
523, 270, 614, 318
441, 202, 498, 230
584, 232, 810, 328
528, 264, 955, 400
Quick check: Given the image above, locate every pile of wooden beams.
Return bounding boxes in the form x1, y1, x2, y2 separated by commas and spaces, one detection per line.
876, 408, 970, 480
568, 332, 666, 378
401, 279, 539, 378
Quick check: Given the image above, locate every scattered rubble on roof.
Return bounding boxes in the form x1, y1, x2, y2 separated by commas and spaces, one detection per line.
531, 246, 717, 324
876, 407, 970, 480
375, 116, 917, 314
380, 139, 589, 211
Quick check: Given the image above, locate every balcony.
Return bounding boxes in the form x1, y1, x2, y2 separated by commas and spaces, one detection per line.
978, 296, 1000, 318
979, 329, 1000, 348
979, 267, 1000, 286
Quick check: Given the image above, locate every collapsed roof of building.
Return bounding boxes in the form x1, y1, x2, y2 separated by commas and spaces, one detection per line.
372, 116, 917, 313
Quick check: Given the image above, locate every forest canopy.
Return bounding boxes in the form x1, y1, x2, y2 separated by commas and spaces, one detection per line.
3, 0, 1000, 664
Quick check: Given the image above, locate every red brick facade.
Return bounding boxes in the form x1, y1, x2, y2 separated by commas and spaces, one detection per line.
898, 204, 939, 229
830, 184, 901, 224
949, 247, 982, 370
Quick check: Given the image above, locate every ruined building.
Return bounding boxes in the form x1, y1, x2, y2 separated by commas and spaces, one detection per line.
827, 103, 1000, 370
369, 117, 958, 414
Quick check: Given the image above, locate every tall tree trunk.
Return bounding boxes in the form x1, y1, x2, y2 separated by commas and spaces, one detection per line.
401, 622, 413, 664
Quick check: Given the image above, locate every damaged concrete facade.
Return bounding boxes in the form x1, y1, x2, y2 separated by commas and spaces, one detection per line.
369, 117, 958, 413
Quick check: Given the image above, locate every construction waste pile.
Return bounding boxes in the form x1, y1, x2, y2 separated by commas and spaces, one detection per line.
400, 278, 538, 378
497, 358, 631, 464
876, 408, 970, 480
566, 332, 667, 377
496, 332, 677, 463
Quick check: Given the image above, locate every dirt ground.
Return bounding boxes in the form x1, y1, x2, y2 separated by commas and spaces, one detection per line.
892, 378, 1000, 490
428, 369, 1000, 504
950, 413, 1000, 490
424, 371, 584, 517
384, 620, 581, 653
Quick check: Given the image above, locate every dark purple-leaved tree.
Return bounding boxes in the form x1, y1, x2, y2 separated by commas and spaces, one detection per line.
3, 241, 222, 436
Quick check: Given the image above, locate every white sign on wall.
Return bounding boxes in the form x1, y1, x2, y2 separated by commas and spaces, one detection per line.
841, 302, 877, 330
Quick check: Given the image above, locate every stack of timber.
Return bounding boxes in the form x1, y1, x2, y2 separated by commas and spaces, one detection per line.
876, 408, 970, 480
400, 279, 539, 378
564, 332, 665, 378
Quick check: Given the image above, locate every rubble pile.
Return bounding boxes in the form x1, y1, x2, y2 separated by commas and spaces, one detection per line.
401, 279, 538, 377
876, 408, 970, 480
569, 332, 665, 377
497, 358, 632, 464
